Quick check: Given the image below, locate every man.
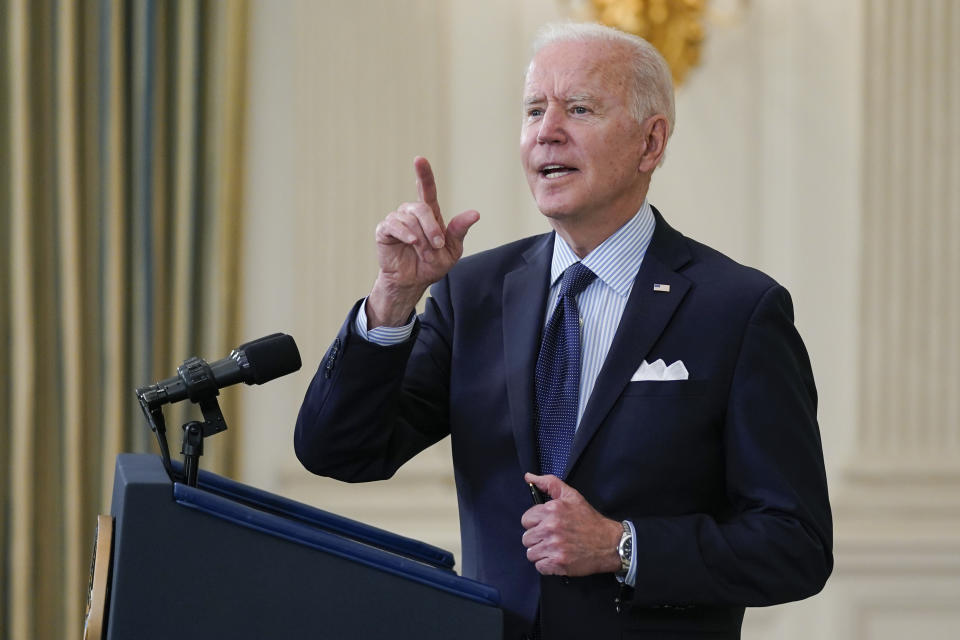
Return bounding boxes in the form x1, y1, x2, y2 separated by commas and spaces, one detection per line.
295, 22, 832, 640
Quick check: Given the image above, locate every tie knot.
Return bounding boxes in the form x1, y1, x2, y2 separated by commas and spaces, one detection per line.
559, 262, 597, 299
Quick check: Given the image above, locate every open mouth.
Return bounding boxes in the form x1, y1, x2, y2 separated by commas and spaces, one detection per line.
540, 164, 578, 180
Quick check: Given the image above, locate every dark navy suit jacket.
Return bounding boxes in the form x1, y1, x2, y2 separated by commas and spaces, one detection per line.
295, 211, 833, 639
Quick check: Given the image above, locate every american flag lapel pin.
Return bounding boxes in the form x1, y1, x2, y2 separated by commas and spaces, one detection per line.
653, 283, 671, 293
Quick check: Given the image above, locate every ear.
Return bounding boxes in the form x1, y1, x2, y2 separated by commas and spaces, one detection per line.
637, 115, 669, 173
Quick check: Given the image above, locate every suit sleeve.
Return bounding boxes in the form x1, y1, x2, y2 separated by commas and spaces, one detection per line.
294, 281, 455, 482
627, 284, 833, 607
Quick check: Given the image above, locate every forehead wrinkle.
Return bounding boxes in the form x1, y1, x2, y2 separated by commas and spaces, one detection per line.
522, 92, 599, 107
526, 68, 624, 104
525, 41, 635, 106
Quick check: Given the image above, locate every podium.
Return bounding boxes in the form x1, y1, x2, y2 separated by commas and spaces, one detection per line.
88, 454, 503, 639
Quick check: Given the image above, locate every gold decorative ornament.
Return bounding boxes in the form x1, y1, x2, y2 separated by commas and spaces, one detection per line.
581, 0, 708, 85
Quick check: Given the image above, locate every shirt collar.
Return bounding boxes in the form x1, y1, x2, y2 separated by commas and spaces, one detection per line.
549, 200, 656, 298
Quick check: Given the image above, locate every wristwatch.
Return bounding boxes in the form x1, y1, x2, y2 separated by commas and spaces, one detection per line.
616, 520, 632, 579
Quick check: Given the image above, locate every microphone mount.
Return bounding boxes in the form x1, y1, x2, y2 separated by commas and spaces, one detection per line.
137, 356, 230, 487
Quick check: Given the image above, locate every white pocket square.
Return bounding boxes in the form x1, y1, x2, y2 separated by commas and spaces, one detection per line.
631, 359, 689, 382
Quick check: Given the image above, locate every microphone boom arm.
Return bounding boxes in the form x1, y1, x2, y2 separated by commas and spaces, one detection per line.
136, 391, 183, 483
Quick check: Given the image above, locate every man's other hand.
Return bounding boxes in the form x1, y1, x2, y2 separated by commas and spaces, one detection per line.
367, 157, 479, 328
521, 473, 623, 577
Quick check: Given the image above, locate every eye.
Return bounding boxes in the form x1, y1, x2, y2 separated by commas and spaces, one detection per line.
527, 108, 543, 118
572, 105, 590, 115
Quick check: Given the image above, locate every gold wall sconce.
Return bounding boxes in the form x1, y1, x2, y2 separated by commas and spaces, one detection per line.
562, 0, 748, 86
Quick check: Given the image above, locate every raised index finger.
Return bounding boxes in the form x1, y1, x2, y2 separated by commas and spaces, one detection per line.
414, 156, 442, 222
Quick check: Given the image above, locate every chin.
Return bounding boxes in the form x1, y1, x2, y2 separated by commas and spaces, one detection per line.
537, 208, 579, 227
534, 196, 577, 219
533, 181, 588, 216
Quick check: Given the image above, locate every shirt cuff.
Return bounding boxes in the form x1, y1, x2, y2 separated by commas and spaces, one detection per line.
615, 519, 639, 588
355, 297, 415, 346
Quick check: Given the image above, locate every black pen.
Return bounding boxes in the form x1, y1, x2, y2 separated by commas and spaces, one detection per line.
528, 482, 546, 505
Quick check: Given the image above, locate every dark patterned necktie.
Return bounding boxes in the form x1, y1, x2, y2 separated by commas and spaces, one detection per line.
535, 262, 597, 478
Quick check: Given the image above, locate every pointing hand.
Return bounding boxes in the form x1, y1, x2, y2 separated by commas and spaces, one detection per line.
367, 157, 479, 328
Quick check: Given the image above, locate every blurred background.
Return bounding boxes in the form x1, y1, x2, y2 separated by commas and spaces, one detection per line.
1, 0, 958, 638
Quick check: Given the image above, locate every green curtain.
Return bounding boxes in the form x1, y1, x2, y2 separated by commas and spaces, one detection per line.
0, 1, 249, 637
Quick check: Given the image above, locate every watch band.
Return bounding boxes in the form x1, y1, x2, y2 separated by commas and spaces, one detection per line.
616, 520, 632, 579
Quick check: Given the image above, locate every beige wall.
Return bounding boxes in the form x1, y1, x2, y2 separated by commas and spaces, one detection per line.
240, 1, 960, 637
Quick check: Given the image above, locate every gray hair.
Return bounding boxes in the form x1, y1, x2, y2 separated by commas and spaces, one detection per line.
529, 22, 675, 138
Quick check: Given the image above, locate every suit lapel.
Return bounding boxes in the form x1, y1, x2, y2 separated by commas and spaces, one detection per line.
503, 234, 553, 475
565, 212, 693, 478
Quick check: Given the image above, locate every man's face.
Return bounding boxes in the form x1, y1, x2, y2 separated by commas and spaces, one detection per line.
521, 40, 649, 228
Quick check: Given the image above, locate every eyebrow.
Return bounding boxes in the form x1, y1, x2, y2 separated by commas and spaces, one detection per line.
522, 94, 599, 107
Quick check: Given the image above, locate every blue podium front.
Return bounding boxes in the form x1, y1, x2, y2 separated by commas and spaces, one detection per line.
103, 454, 502, 639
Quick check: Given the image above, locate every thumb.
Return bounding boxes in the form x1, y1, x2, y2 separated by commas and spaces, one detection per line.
524, 472, 566, 500
446, 209, 480, 243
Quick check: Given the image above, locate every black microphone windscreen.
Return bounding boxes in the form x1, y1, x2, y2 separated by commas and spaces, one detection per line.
240, 333, 302, 385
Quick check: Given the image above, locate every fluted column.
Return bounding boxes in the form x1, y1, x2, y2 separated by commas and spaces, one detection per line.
837, 1, 960, 555
855, 0, 960, 479
292, 0, 448, 332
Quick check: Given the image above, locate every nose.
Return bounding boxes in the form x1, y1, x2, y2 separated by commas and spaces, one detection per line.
536, 106, 566, 145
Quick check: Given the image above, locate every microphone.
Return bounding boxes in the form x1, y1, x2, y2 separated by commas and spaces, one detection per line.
137, 333, 302, 408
